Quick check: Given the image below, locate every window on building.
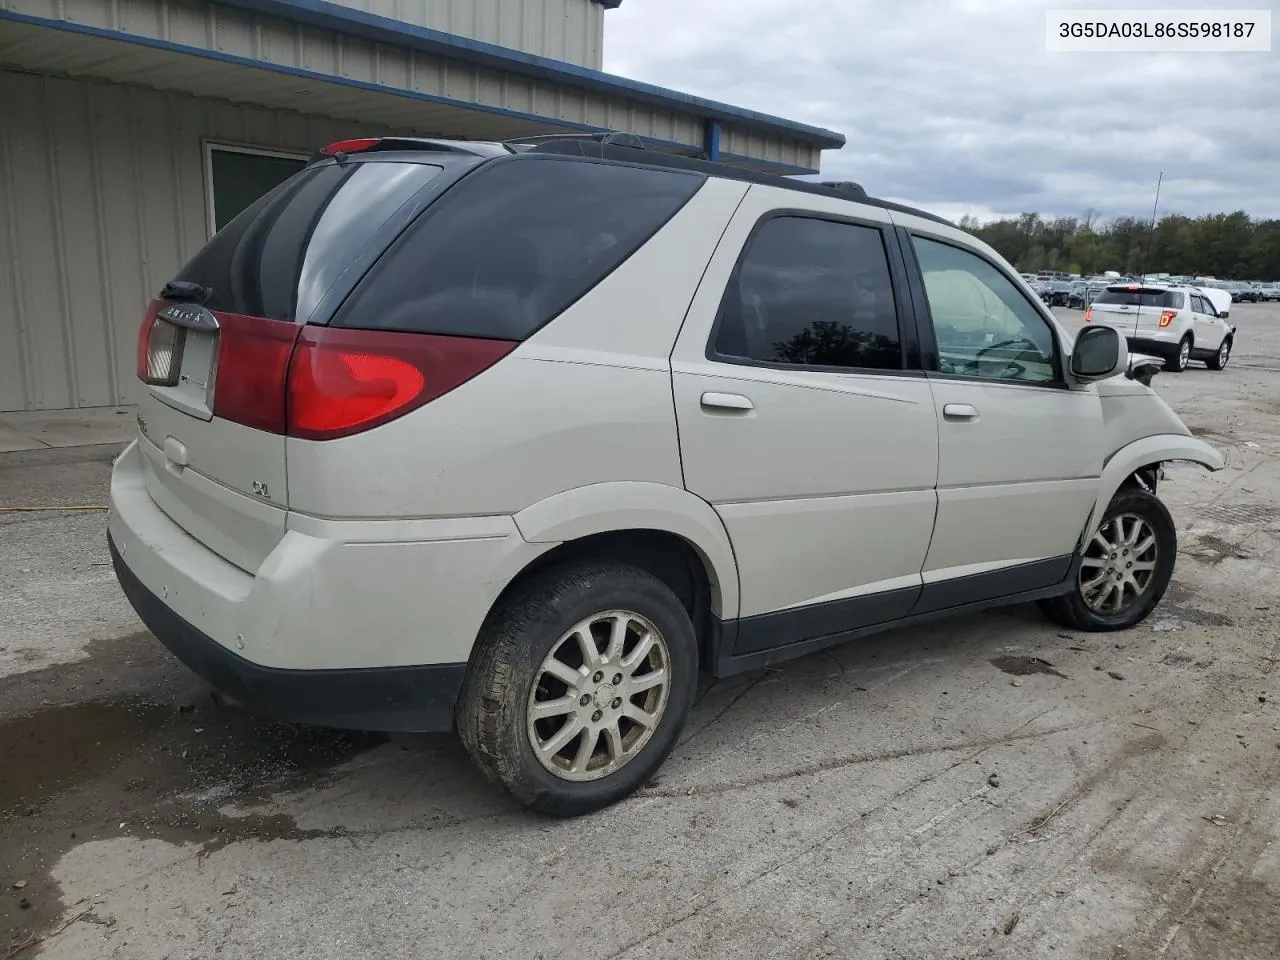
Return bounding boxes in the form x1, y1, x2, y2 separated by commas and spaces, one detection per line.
712, 216, 902, 371
205, 144, 308, 234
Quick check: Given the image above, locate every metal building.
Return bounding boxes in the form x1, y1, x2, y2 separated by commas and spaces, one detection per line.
0, 0, 845, 412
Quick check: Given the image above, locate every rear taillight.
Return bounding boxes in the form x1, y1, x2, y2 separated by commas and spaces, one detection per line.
210, 314, 301, 434
286, 328, 515, 440
136, 300, 164, 382
140, 303, 514, 438
1084, 307, 1092, 323
1158, 310, 1176, 328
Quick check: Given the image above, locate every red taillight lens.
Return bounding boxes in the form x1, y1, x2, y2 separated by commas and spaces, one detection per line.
210, 314, 302, 434
285, 328, 516, 440
1158, 310, 1176, 328
1084, 307, 1093, 323
136, 300, 164, 382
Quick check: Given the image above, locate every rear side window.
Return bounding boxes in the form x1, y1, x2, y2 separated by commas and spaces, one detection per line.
711, 216, 902, 370
335, 157, 704, 339
1094, 288, 1180, 308
173, 160, 441, 322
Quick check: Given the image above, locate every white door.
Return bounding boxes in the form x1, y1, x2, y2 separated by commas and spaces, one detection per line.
901, 229, 1106, 610
671, 187, 940, 655
1190, 293, 1230, 350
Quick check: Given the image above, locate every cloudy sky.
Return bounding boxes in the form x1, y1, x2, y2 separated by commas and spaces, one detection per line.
604, 0, 1279, 223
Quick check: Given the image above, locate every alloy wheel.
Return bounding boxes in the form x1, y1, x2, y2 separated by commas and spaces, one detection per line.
1078, 513, 1159, 614
526, 610, 671, 782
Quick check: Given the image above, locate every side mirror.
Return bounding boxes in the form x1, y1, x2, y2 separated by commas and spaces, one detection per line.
1071, 325, 1124, 381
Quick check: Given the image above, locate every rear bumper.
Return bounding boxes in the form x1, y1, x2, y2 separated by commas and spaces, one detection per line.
111, 533, 464, 732
106, 440, 550, 731
1126, 336, 1180, 358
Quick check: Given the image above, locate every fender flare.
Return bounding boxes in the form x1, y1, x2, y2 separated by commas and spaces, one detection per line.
1087, 434, 1226, 538
512, 481, 740, 619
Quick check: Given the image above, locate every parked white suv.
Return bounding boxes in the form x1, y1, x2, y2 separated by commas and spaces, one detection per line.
109, 136, 1224, 816
1085, 283, 1236, 372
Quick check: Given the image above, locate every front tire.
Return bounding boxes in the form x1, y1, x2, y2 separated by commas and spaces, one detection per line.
1040, 487, 1176, 632
457, 561, 697, 817
1206, 336, 1231, 371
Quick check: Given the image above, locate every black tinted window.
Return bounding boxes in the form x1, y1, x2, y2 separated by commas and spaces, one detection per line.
1094, 288, 1178, 308
712, 217, 901, 370
336, 157, 704, 339
173, 161, 441, 322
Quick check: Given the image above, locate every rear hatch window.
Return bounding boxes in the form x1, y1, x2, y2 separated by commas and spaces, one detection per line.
1094, 288, 1181, 308
333, 155, 705, 339
172, 159, 443, 324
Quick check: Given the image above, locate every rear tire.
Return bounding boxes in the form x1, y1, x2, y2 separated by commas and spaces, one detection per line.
1206, 336, 1231, 371
1165, 336, 1192, 372
457, 561, 697, 817
1040, 487, 1176, 632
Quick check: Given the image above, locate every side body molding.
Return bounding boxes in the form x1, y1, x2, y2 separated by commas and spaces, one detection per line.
512, 482, 741, 619
1088, 434, 1226, 538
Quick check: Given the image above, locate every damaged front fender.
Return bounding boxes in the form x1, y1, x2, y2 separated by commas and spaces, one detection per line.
1085, 434, 1226, 539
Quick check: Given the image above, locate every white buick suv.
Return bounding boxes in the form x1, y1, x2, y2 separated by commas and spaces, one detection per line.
109, 135, 1224, 816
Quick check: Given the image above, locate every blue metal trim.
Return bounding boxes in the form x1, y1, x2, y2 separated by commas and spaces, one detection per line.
0, 10, 607, 136
591, 0, 624, 7
210, 0, 844, 147
717, 152, 819, 177
704, 120, 721, 162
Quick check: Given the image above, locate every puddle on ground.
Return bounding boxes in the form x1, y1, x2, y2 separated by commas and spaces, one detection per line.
0, 636, 388, 955
990, 655, 1068, 679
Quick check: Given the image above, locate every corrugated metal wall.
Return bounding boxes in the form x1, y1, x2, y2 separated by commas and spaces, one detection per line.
720, 124, 820, 173
328, 0, 605, 68
0, 69, 398, 411
2, 0, 706, 151
3, 0, 825, 167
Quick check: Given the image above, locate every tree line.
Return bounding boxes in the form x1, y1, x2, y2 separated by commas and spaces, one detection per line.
957, 211, 1280, 281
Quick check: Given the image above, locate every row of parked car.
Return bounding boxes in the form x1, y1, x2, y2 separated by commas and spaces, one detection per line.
1209, 280, 1280, 303
1024, 274, 1280, 308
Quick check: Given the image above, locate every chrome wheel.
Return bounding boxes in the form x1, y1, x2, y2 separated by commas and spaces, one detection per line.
526, 610, 671, 782
1079, 513, 1159, 614
1178, 339, 1191, 369
1217, 340, 1230, 367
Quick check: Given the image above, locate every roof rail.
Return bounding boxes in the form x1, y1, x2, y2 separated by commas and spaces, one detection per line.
818, 181, 867, 200
506, 132, 709, 161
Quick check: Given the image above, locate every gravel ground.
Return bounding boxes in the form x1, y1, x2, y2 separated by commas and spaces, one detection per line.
2, 304, 1277, 960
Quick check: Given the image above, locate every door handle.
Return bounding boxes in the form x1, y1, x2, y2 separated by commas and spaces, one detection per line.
942, 403, 979, 420
701, 392, 754, 412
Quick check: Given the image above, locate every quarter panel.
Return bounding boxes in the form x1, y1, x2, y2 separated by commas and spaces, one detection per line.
287, 356, 682, 518
285, 179, 744, 521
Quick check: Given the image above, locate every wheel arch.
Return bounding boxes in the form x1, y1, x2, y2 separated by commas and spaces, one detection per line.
1085, 434, 1226, 539
510, 482, 740, 622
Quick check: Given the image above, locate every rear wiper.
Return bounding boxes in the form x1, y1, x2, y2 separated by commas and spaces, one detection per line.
160, 280, 212, 303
